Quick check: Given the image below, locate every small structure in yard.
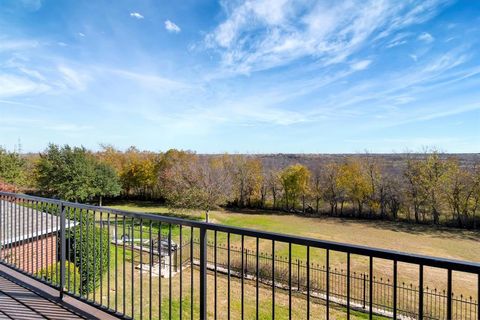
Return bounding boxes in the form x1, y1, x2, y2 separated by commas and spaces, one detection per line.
0, 199, 76, 273
112, 226, 180, 277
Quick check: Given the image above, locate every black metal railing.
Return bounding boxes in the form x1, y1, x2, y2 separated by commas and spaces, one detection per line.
0, 191, 479, 320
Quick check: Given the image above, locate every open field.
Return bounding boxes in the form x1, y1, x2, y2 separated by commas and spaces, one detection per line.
107, 201, 480, 300
88, 244, 387, 320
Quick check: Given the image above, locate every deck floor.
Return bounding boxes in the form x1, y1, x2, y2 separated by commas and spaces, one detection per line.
0, 274, 86, 320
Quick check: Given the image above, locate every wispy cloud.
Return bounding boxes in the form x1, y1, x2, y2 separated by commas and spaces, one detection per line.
0, 74, 49, 98
58, 66, 90, 91
350, 60, 372, 71
0, 39, 39, 52
165, 20, 181, 33
204, 0, 451, 74
130, 12, 144, 19
418, 32, 435, 43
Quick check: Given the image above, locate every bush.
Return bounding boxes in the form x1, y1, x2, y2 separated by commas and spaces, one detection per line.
67, 211, 110, 294
36, 261, 81, 294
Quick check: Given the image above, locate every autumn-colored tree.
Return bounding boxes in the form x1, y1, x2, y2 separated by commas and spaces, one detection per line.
266, 168, 281, 209
311, 168, 322, 213
442, 160, 480, 227
404, 155, 427, 223
337, 160, 372, 216
321, 162, 342, 215
420, 152, 449, 224
230, 156, 263, 207
119, 147, 159, 198
280, 164, 311, 211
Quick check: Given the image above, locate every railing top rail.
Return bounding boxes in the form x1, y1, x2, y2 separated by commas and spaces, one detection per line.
2, 191, 480, 274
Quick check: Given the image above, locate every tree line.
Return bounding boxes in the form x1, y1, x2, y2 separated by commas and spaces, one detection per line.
0, 144, 479, 228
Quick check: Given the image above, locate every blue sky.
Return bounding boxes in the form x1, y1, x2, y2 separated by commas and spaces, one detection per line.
1, 0, 479, 153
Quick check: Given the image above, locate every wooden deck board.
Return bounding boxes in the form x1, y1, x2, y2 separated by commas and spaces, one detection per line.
0, 275, 85, 320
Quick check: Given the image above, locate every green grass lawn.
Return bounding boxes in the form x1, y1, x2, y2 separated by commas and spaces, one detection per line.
107, 201, 480, 298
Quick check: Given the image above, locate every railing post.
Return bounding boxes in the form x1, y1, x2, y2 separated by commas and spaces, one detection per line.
59, 202, 66, 299
199, 226, 207, 320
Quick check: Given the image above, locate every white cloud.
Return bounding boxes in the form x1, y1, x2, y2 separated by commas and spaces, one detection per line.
418, 32, 434, 43
409, 54, 418, 62
165, 20, 181, 33
130, 12, 144, 19
386, 32, 411, 48
350, 60, 372, 71
58, 66, 90, 90
204, 0, 450, 74
77, 32, 85, 37
0, 74, 49, 98
0, 39, 39, 52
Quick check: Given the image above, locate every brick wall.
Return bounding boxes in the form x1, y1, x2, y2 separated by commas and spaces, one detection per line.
1, 235, 58, 274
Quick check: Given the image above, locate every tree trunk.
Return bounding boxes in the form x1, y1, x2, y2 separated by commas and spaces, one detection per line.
99, 196, 103, 207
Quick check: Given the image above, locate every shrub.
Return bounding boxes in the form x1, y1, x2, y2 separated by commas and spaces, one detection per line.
36, 261, 81, 294
66, 211, 110, 294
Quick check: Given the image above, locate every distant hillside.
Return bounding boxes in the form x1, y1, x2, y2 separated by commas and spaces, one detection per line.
203, 153, 480, 175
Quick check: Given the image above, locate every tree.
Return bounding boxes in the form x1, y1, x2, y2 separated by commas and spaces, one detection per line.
321, 162, 342, 215
404, 155, 427, 223
267, 169, 281, 209
35, 144, 119, 203
421, 152, 449, 224
311, 168, 322, 214
337, 159, 371, 217
0, 147, 27, 187
36, 145, 96, 201
94, 163, 122, 206
280, 164, 311, 211
230, 156, 263, 207
442, 160, 480, 227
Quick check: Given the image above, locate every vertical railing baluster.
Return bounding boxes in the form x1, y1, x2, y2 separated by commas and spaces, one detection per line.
190, 226, 194, 320
307, 246, 310, 320
214, 230, 218, 320
168, 224, 172, 320
180, 225, 183, 320
149, 221, 153, 320
140, 219, 143, 320
100, 211, 103, 304
448, 269, 452, 320
393, 260, 397, 319
59, 202, 66, 299
74, 208, 78, 295
241, 234, 244, 320
477, 273, 479, 320
158, 223, 162, 319
199, 226, 207, 320
227, 232, 231, 320
256, 237, 259, 320
131, 218, 135, 318
114, 215, 118, 312
419, 264, 424, 320
107, 211, 110, 307
272, 240, 275, 320
347, 252, 351, 319
288, 242, 292, 320
326, 249, 330, 320
93, 209, 97, 302
369, 256, 373, 319
122, 215, 126, 315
